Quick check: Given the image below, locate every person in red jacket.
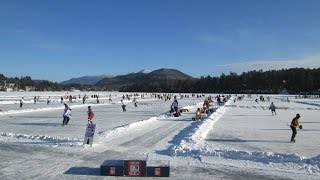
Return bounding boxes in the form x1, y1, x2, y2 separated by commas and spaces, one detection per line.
87, 106, 94, 124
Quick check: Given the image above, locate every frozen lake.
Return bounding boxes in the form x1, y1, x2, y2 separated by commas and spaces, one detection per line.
0, 91, 319, 179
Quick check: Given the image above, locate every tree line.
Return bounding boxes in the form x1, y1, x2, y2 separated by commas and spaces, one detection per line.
120, 68, 320, 94
1, 68, 320, 94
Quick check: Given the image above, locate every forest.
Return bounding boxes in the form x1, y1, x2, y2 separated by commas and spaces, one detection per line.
119, 68, 320, 94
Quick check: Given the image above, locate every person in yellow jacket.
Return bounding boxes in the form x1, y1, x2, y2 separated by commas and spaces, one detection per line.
193, 108, 206, 120
195, 108, 203, 120
290, 113, 302, 143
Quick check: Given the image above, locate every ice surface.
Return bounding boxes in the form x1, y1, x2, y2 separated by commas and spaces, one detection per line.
0, 92, 319, 179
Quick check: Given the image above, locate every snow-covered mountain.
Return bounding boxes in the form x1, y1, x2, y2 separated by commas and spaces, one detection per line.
137, 69, 151, 74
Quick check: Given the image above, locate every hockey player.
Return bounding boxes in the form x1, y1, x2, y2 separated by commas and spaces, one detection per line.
170, 97, 180, 117
62, 104, 72, 126
108, 94, 112, 102
121, 100, 127, 112
87, 106, 94, 124
290, 113, 302, 143
47, 96, 51, 105
20, 97, 24, 108
269, 102, 277, 115
132, 98, 138, 107
195, 108, 204, 120
82, 94, 87, 104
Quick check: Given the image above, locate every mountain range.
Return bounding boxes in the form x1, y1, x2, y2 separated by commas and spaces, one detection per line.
60, 68, 195, 90
60, 75, 113, 85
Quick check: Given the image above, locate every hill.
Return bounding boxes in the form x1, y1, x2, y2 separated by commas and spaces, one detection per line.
60, 75, 113, 85
95, 68, 195, 90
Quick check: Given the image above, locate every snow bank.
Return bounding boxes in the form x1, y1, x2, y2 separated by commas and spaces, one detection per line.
0, 132, 83, 147
98, 117, 159, 138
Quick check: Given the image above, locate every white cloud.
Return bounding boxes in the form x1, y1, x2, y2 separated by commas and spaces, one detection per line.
216, 54, 320, 75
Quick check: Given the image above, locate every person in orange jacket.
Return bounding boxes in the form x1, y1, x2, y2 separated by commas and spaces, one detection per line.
290, 113, 302, 143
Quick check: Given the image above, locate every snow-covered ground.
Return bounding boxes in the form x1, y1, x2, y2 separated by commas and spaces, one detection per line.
0, 92, 319, 180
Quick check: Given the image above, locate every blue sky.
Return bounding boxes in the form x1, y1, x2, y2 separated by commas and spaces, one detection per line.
1, 0, 320, 82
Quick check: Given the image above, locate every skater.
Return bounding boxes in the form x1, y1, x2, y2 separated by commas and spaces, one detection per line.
132, 98, 138, 107
34, 96, 37, 104
172, 97, 179, 113
20, 97, 24, 108
96, 95, 99, 104
121, 100, 126, 112
108, 94, 112, 102
62, 104, 72, 125
195, 108, 204, 120
290, 113, 302, 143
170, 97, 180, 117
82, 94, 86, 104
87, 106, 94, 124
269, 102, 277, 115
47, 96, 51, 105
60, 96, 64, 104
203, 99, 210, 114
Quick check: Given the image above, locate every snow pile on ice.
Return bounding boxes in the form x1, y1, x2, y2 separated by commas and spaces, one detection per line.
98, 117, 159, 138
0, 132, 83, 147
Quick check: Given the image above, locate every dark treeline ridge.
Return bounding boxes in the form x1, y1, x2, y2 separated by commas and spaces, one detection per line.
119, 68, 320, 94
1, 68, 320, 94
0, 75, 59, 91
0, 74, 95, 91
